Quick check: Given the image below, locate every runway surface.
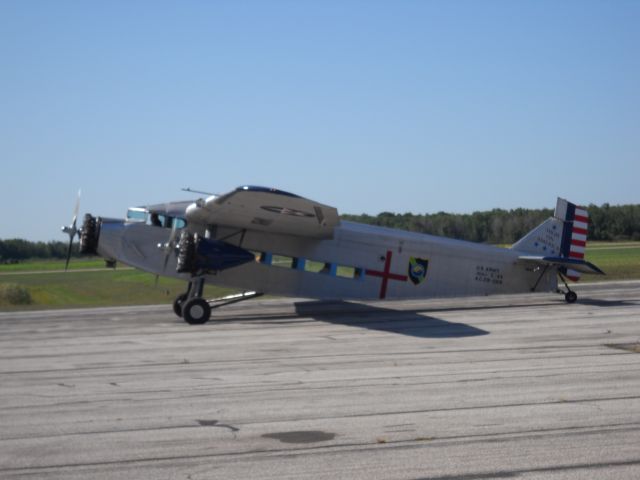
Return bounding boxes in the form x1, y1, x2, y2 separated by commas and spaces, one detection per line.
1, 282, 640, 479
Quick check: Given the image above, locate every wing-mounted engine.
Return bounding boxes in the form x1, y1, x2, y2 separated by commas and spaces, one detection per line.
176, 231, 255, 275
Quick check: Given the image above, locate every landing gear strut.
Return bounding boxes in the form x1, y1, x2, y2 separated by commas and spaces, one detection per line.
172, 278, 263, 325
558, 272, 578, 303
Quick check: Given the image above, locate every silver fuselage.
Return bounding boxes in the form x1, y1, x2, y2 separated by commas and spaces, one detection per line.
97, 216, 557, 301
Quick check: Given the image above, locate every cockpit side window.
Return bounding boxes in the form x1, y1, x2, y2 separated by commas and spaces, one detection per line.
127, 207, 186, 229
150, 213, 163, 227
147, 211, 187, 229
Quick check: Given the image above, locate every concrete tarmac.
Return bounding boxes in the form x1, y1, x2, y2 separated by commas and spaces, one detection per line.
1, 282, 640, 479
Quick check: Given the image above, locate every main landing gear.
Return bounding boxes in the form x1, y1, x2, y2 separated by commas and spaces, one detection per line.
558, 272, 578, 304
172, 278, 263, 325
172, 278, 209, 324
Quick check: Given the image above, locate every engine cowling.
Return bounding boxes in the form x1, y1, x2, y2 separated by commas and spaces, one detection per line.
176, 232, 255, 274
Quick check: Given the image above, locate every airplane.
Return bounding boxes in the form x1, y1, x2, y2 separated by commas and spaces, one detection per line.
62, 186, 604, 324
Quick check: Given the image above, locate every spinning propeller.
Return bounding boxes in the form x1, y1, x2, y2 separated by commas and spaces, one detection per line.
162, 220, 181, 272
155, 219, 181, 286
61, 190, 81, 271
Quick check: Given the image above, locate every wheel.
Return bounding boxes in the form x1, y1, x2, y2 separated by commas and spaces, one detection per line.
565, 291, 578, 303
182, 298, 211, 325
173, 293, 188, 317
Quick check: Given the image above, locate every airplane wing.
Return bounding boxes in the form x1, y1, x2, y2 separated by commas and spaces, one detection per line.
186, 186, 340, 239
518, 255, 605, 275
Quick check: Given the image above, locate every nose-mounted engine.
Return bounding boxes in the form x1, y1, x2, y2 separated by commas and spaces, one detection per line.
60, 191, 103, 269
79, 214, 100, 255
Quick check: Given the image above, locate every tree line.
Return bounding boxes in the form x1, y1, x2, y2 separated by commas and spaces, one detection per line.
0, 239, 84, 263
1, 203, 638, 261
342, 203, 640, 244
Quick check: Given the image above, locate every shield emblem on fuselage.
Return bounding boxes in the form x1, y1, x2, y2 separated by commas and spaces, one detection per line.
408, 257, 429, 285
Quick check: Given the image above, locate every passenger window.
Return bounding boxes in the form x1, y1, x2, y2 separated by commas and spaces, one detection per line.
272, 255, 294, 269
336, 266, 362, 279
304, 260, 326, 273
258, 252, 364, 281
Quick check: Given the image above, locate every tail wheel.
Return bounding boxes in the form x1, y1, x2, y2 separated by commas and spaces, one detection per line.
182, 298, 211, 325
79, 214, 99, 254
176, 232, 197, 273
565, 291, 578, 303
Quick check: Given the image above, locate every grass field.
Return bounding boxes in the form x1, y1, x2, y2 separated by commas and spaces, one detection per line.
583, 242, 640, 281
1, 242, 639, 310
0, 262, 233, 310
0, 258, 106, 272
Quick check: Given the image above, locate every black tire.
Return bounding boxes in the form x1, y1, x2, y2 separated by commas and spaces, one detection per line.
182, 298, 211, 325
173, 293, 188, 317
565, 291, 578, 303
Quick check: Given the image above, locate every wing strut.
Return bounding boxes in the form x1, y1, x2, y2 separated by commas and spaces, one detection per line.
531, 264, 550, 292
208, 291, 264, 309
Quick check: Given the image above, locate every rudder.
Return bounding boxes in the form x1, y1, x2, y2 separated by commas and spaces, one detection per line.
556, 198, 589, 281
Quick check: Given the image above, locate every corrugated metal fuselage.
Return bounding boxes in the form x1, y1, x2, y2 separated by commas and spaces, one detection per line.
98, 219, 558, 301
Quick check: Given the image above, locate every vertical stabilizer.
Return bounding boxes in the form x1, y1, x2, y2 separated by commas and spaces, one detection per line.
511, 216, 564, 257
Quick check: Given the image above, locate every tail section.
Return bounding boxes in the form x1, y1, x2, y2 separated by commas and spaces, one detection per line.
512, 198, 599, 281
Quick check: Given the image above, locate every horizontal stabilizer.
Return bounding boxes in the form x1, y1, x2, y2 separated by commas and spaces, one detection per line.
518, 255, 605, 275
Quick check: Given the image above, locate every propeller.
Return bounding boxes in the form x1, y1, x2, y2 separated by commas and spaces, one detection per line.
155, 219, 181, 286
61, 190, 81, 271
163, 220, 181, 272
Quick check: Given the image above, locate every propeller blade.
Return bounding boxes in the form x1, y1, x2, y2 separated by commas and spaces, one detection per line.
62, 189, 82, 272
168, 220, 180, 246
72, 189, 81, 224
162, 221, 180, 272
64, 236, 74, 271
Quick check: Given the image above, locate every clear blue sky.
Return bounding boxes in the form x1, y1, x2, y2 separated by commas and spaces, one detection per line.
1, 0, 638, 241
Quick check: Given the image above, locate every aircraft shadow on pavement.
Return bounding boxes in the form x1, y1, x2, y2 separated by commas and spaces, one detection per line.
575, 298, 639, 307
293, 300, 489, 338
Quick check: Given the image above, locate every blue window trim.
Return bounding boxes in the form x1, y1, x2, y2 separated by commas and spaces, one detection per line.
260, 252, 273, 266
258, 251, 363, 280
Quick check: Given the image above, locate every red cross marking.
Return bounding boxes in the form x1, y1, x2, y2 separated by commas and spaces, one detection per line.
365, 250, 408, 299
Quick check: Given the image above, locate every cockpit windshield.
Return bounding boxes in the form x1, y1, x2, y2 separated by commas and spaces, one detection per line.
127, 207, 148, 223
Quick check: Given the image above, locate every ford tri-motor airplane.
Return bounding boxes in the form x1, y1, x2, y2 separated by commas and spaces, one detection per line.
62, 186, 604, 324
